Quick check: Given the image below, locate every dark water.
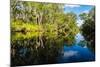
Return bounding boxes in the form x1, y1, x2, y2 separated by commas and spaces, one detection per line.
11, 33, 95, 66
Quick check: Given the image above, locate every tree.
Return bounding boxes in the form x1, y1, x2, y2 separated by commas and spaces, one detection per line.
11, 1, 80, 46
80, 7, 95, 52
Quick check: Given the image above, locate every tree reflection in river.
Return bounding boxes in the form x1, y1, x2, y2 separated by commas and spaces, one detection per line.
11, 32, 95, 66
11, 31, 64, 66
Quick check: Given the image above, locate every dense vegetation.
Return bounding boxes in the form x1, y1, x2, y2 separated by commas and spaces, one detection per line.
11, 0, 95, 66
11, 0, 79, 44
11, 1, 80, 66
80, 7, 95, 52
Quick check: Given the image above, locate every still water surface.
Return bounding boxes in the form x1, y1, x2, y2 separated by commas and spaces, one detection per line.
11, 33, 95, 66
57, 33, 95, 63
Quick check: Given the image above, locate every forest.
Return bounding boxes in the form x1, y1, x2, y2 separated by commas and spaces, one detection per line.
11, 0, 95, 66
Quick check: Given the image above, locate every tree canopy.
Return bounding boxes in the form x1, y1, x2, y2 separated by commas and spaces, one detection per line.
11, 1, 79, 45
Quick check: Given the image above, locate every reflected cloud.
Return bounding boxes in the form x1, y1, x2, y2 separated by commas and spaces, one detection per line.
64, 50, 78, 57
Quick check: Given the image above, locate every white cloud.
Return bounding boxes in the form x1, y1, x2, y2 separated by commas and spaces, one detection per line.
82, 10, 89, 14
64, 4, 81, 8
76, 19, 84, 27
75, 33, 85, 44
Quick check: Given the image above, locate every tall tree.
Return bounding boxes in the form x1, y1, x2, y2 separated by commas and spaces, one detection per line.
80, 7, 95, 51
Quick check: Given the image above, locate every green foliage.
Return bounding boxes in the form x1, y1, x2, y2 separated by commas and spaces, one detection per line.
11, 1, 79, 44
80, 7, 95, 52
11, 2, 80, 65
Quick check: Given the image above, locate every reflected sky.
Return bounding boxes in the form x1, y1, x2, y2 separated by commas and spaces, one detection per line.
57, 45, 95, 63
64, 50, 78, 58
56, 33, 95, 63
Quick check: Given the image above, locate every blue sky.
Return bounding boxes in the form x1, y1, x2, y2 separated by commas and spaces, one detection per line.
63, 4, 94, 27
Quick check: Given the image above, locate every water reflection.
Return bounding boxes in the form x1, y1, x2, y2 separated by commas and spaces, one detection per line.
11, 32, 95, 66
63, 50, 78, 58
57, 45, 95, 63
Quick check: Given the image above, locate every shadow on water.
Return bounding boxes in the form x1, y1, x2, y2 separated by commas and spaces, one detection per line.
11, 32, 95, 66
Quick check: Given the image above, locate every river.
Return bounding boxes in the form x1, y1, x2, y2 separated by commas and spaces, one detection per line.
11, 33, 95, 66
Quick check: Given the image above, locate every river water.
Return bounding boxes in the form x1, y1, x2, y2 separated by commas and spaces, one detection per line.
11, 33, 95, 66
56, 33, 95, 63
